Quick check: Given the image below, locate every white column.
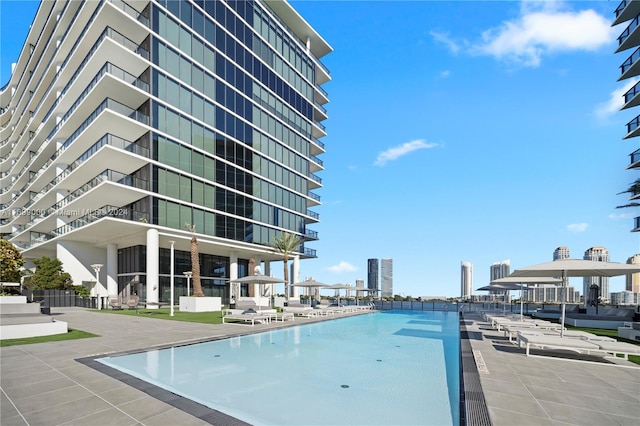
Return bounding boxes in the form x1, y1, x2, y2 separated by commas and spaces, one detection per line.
146, 228, 159, 308
230, 252, 238, 302
264, 261, 272, 296
106, 243, 118, 296
292, 255, 300, 298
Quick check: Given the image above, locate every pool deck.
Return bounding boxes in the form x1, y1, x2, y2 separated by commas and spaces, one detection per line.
462, 311, 640, 426
1, 307, 638, 426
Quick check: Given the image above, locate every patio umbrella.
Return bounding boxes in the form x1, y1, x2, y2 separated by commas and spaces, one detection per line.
491, 276, 563, 322
477, 284, 521, 314
511, 259, 640, 337
291, 279, 330, 305
228, 274, 284, 311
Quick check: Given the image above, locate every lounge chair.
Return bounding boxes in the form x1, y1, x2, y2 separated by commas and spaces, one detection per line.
222, 312, 270, 326
108, 297, 123, 310
593, 340, 640, 360
517, 333, 601, 357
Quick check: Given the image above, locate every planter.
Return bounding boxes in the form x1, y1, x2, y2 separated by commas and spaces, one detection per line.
0, 295, 27, 304
179, 296, 221, 312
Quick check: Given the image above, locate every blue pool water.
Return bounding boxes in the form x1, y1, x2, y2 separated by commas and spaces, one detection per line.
97, 310, 460, 425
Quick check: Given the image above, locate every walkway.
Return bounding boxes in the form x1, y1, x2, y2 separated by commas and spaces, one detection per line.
462, 311, 640, 425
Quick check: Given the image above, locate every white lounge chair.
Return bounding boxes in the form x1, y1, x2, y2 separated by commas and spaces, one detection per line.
222, 313, 270, 326
593, 341, 640, 360
518, 333, 601, 357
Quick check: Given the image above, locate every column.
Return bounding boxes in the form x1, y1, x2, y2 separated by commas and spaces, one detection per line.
292, 255, 300, 298
229, 252, 238, 302
106, 243, 118, 296
146, 228, 159, 308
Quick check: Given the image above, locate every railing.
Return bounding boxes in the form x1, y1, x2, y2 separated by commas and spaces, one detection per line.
635, 216, 640, 230
630, 148, 640, 165
108, 0, 149, 26
303, 247, 316, 257
57, 97, 149, 154
626, 113, 640, 134
306, 209, 319, 220
309, 172, 322, 184
618, 14, 640, 47
304, 229, 318, 239
51, 204, 150, 237
621, 46, 640, 76
310, 154, 323, 167
307, 191, 320, 202
624, 80, 640, 105
615, 0, 629, 18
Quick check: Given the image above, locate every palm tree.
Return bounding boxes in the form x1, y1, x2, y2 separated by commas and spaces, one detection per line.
186, 224, 204, 297
271, 232, 301, 303
616, 178, 640, 209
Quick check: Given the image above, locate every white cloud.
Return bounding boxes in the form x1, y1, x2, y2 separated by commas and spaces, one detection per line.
609, 212, 634, 220
595, 78, 639, 119
567, 223, 588, 232
430, 30, 461, 54
478, 8, 613, 67
374, 139, 438, 166
327, 261, 357, 273
433, 2, 614, 67
439, 70, 451, 78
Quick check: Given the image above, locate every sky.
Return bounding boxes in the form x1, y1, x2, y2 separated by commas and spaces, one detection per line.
2, 0, 639, 298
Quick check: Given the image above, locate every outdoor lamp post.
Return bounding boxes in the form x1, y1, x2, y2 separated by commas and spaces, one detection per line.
169, 241, 175, 317
91, 264, 103, 310
183, 271, 192, 296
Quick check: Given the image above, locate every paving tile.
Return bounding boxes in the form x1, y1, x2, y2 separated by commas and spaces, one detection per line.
58, 407, 139, 426
488, 407, 554, 426
21, 395, 112, 426
116, 395, 174, 421
11, 384, 92, 414
538, 395, 625, 425
142, 407, 212, 426
1, 376, 77, 400
483, 388, 549, 418
0, 414, 29, 426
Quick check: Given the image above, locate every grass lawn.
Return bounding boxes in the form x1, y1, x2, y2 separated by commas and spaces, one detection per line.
566, 325, 640, 365
0, 329, 98, 347
97, 307, 224, 324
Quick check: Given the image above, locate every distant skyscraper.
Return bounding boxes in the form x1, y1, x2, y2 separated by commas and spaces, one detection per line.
381, 258, 393, 297
490, 260, 510, 281
626, 254, 640, 293
367, 259, 379, 293
583, 247, 610, 305
461, 261, 473, 299
553, 246, 570, 260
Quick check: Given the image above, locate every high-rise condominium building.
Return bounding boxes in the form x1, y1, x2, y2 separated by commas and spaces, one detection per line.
490, 259, 510, 281
0, 0, 330, 305
367, 258, 379, 293
380, 258, 393, 298
583, 247, 610, 305
613, 1, 640, 232
626, 254, 640, 293
553, 246, 570, 260
460, 261, 472, 300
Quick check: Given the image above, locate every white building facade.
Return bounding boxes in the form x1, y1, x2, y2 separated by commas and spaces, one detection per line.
0, 0, 330, 305
460, 261, 472, 300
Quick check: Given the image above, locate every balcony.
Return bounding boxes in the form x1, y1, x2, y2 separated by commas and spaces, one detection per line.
628, 148, 640, 169
619, 46, 640, 81
633, 216, 640, 232
624, 113, 640, 138
614, 0, 640, 27
617, 14, 640, 53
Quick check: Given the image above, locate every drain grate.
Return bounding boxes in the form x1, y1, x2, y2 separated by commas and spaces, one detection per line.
460, 314, 492, 426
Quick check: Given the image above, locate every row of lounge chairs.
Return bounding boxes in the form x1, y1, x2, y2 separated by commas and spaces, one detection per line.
222, 301, 374, 325
481, 311, 640, 360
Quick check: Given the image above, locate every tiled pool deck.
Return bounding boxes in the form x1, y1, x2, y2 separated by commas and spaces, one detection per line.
1, 307, 638, 425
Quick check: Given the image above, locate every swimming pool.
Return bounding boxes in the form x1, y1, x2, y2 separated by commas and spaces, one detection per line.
97, 310, 460, 425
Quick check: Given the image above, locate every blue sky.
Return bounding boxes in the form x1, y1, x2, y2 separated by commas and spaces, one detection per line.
2, 0, 639, 297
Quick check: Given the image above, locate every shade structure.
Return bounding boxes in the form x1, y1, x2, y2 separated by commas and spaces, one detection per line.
291, 279, 330, 304
477, 283, 522, 313
491, 276, 563, 321
228, 274, 284, 310
511, 259, 640, 336
328, 283, 353, 305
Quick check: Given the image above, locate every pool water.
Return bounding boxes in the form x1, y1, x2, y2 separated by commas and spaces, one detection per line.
98, 310, 460, 425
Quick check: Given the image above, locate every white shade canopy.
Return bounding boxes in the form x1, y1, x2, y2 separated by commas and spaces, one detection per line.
228, 274, 284, 284
510, 259, 640, 336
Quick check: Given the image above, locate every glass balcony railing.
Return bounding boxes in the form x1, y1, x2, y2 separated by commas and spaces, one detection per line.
303, 247, 317, 257
308, 191, 320, 202
624, 80, 640, 104
306, 209, 319, 220
626, 114, 640, 134
618, 15, 640, 47
310, 154, 323, 167
630, 148, 640, 165
51, 203, 150, 237
621, 46, 640, 76
304, 229, 318, 239
616, 0, 629, 18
